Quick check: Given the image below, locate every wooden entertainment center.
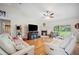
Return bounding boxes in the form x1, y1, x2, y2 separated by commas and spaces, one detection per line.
28, 31, 38, 40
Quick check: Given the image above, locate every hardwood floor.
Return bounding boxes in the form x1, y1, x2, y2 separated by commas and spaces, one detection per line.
25, 38, 46, 55
72, 42, 79, 55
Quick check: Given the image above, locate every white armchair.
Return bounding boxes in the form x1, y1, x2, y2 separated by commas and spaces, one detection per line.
44, 34, 77, 55
0, 33, 34, 55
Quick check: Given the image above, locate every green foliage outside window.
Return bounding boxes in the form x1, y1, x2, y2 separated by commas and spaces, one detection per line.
54, 25, 71, 37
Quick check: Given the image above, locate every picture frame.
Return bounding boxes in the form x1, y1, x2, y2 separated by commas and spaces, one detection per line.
0, 10, 6, 17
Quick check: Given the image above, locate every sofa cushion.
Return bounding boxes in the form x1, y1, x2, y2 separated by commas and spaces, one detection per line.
11, 36, 29, 50
53, 47, 67, 55
60, 34, 73, 49
0, 34, 16, 54
0, 47, 8, 55
65, 35, 76, 54
13, 39, 27, 50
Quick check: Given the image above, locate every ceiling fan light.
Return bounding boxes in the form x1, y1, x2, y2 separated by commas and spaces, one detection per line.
49, 15, 54, 18
42, 10, 54, 19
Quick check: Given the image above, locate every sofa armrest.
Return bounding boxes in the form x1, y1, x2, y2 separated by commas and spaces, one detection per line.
12, 45, 34, 55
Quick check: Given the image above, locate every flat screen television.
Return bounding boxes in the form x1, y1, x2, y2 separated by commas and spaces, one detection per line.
28, 24, 38, 31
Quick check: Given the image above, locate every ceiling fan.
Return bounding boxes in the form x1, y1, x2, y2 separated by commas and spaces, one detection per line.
43, 10, 54, 19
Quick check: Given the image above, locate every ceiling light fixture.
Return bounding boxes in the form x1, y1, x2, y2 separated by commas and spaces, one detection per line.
43, 10, 54, 19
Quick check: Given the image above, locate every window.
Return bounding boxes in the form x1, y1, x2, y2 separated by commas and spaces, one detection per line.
54, 25, 71, 37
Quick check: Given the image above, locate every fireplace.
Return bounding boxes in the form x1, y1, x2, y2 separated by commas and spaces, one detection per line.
41, 30, 47, 36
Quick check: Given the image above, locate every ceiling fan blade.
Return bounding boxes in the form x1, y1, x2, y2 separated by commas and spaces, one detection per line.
50, 13, 54, 15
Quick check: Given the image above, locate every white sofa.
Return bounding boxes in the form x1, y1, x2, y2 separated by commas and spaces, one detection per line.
44, 34, 77, 55
0, 33, 34, 55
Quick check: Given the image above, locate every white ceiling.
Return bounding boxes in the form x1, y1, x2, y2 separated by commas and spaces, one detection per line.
0, 3, 79, 21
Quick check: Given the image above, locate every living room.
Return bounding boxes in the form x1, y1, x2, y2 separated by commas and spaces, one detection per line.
0, 3, 79, 55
